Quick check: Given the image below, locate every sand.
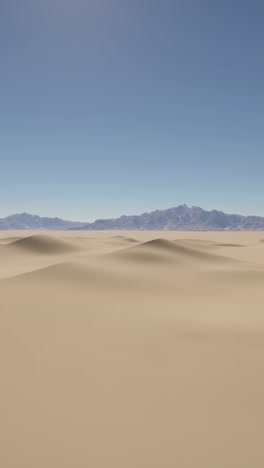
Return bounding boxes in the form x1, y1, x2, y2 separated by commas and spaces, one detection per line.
1, 230, 264, 467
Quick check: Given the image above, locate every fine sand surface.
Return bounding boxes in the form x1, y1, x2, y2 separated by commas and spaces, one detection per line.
1, 230, 264, 467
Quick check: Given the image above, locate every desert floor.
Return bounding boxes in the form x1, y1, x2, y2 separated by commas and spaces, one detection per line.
1, 230, 264, 467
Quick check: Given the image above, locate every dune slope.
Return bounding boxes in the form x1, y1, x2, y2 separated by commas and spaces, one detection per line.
1, 230, 264, 468
6, 234, 82, 255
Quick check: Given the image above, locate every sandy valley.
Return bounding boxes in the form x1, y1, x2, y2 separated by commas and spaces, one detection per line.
1, 230, 264, 467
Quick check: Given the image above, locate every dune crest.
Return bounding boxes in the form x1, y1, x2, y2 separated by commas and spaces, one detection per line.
6, 234, 82, 255
108, 238, 235, 265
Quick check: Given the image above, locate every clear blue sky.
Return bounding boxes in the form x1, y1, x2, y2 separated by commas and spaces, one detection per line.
1, 0, 264, 221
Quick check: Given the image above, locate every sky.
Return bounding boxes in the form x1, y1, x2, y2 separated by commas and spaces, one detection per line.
1, 0, 264, 221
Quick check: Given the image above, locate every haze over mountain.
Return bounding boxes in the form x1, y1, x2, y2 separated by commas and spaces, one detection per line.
0, 213, 86, 231
2, 205, 264, 231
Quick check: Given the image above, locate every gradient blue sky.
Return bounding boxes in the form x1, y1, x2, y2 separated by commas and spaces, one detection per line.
1, 0, 264, 221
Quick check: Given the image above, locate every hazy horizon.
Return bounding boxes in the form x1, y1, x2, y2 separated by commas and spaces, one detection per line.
2, 203, 264, 224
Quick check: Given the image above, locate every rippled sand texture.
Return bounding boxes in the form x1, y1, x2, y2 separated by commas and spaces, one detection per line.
1, 230, 264, 468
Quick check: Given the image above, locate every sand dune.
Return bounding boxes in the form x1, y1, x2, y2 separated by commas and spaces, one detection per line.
213, 242, 246, 247
6, 233, 82, 255
110, 234, 139, 243
0, 235, 23, 244
3, 259, 153, 291
109, 238, 236, 265
1, 230, 264, 468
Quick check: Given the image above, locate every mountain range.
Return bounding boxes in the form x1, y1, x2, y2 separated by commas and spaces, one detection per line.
0, 213, 86, 230
1, 205, 264, 230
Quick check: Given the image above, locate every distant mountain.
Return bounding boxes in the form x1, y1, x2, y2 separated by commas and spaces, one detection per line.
1, 206, 264, 230
0, 213, 86, 230
71, 205, 264, 231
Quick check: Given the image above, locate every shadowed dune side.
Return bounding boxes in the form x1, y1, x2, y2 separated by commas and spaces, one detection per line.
175, 239, 220, 248
174, 239, 246, 249
108, 238, 238, 265
110, 235, 139, 243
0, 236, 23, 244
183, 238, 219, 244
5, 234, 83, 255
213, 243, 246, 247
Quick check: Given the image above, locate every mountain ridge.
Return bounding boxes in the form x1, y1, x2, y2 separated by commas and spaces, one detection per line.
74, 205, 264, 231
0, 212, 86, 230
1, 205, 264, 230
